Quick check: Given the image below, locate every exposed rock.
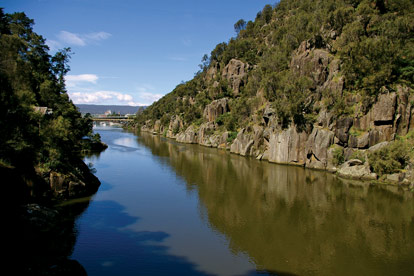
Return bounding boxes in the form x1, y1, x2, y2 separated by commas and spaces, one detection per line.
338, 159, 377, 180
371, 92, 397, 124
153, 120, 162, 134
386, 173, 405, 183
198, 122, 217, 147
368, 141, 390, 152
291, 47, 332, 88
316, 108, 334, 129
305, 128, 334, 169
48, 160, 100, 199
268, 126, 308, 165
222, 59, 250, 95
368, 127, 395, 147
203, 98, 229, 122
357, 133, 370, 149
230, 128, 255, 156
335, 117, 353, 145
167, 115, 184, 138
206, 62, 219, 82
358, 92, 397, 131
176, 125, 198, 144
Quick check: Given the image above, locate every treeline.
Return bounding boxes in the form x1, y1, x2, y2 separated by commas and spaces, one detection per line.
134, 0, 414, 132
0, 9, 96, 177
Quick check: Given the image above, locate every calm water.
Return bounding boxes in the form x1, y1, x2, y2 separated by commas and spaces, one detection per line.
71, 126, 414, 276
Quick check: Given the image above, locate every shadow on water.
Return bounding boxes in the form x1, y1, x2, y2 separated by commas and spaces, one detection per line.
136, 132, 414, 276
73, 200, 216, 276
10, 197, 93, 275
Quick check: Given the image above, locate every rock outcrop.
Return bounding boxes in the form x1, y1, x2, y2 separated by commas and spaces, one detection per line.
137, 38, 414, 186
203, 98, 229, 122
222, 59, 250, 95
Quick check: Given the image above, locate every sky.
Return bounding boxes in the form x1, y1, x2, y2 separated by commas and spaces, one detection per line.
3, 0, 274, 106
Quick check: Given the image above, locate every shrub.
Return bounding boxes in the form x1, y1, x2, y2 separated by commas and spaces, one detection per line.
332, 146, 344, 166
350, 150, 366, 163
227, 131, 238, 143
368, 140, 409, 176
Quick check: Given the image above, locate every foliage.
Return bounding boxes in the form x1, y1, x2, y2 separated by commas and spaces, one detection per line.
368, 139, 410, 176
350, 150, 366, 163
0, 10, 96, 173
331, 146, 345, 166
227, 131, 238, 143
134, 0, 414, 136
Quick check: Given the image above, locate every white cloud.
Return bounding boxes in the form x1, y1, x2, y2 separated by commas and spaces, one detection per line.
56, 30, 111, 47
65, 74, 99, 87
69, 91, 136, 105
58, 31, 86, 46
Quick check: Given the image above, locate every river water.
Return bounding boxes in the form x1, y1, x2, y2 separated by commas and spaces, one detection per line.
71, 126, 414, 276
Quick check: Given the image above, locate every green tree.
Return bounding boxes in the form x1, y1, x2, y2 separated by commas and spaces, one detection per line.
234, 19, 246, 35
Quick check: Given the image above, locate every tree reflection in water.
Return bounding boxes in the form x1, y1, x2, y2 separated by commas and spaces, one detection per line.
137, 132, 414, 276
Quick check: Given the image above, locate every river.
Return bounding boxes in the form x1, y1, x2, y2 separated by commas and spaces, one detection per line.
70, 126, 414, 275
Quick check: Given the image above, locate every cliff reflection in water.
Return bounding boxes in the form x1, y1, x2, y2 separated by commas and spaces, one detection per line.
137, 132, 414, 276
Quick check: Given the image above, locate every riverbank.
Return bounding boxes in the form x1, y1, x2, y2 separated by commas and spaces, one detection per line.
133, 126, 414, 191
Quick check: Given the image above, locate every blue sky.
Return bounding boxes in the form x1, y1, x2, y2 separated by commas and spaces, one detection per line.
4, 0, 274, 106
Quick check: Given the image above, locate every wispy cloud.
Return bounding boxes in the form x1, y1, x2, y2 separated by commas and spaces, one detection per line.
65, 74, 99, 87
58, 31, 86, 46
51, 31, 112, 48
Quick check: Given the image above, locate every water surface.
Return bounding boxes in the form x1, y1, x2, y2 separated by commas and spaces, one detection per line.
72, 126, 414, 275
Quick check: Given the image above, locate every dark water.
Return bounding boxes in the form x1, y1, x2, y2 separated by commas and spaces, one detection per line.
71, 126, 414, 276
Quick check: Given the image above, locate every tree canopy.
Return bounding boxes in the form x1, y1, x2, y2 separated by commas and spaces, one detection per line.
0, 9, 94, 173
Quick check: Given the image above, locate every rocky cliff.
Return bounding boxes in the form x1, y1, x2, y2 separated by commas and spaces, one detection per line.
133, 0, 414, 187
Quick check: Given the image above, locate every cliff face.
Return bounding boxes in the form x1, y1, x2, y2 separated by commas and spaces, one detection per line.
134, 0, 414, 186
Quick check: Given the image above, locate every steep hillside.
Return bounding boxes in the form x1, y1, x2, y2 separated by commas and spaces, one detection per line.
132, 0, 414, 185
0, 10, 102, 202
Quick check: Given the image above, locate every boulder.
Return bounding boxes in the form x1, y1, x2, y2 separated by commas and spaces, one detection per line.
338, 159, 377, 180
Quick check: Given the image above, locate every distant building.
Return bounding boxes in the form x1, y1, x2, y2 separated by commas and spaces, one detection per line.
104, 110, 112, 116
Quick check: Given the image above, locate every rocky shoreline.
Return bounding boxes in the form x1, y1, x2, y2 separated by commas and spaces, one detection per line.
136, 80, 414, 189
138, 127, 414, 190
135, 38, 414, 189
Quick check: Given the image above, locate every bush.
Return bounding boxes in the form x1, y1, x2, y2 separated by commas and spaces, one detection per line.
332, 146, 344, 166
368, 140, 409, 176
227, 131, 238, 143
350, 150, 366, 163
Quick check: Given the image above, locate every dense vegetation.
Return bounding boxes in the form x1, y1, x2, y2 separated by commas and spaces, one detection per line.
0, 10, 96, 180
134, 0, 414, 132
